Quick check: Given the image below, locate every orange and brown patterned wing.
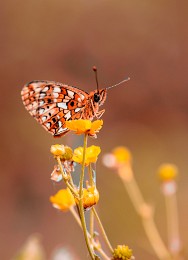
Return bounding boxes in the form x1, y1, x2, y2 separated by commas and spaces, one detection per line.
21, 80, 89, 137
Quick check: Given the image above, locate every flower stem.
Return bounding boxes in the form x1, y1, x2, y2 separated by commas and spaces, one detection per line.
70, 206, 110, 260
78, 134, 95, 259
90, 208, 94, 239
142, 214, 172, 260
88, 164, 95, 238
70, 206, 82, 227
79, 133, 88, 197
163, 182, 182, 258
92, 207, 113, 253
118, 163, 172, 260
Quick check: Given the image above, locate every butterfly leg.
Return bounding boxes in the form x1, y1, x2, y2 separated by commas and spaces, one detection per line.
90, 99, 105, 119
96, 109, 105, 118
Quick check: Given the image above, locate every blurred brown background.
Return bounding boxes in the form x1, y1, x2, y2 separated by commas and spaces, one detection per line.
1, 0, 188, 259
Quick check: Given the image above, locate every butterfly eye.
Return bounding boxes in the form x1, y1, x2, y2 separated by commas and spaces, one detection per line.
94, 93, 100, 103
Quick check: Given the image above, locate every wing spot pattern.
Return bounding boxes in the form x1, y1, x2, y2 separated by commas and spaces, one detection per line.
57, 102, 67, 109
21, 80, 107, 137
54, 87, 61, 93
64, 111, 71, 120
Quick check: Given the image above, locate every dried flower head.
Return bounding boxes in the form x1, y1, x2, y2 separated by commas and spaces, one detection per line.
65, 119, 103, 138
73, 145, 101, 166
112, 245, 134, 260
50, 165, 62, 182
50, 188, 75, 211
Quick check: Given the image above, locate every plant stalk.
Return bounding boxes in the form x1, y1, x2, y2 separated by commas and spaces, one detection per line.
78, 134, 95, 259
92, 207, 113, 253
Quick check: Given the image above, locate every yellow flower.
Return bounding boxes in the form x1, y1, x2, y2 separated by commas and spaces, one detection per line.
158, 163, 178, 182
50, 188, 75, 211
113, 147, 132, 164
72, 145, 101, 166
50, 144, 73, 160
103, 147, 132, 168
76, 186, 99, 209
112, 245, 134, 260
65, 119, 103, 137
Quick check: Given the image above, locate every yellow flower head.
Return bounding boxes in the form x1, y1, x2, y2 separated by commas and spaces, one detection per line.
76, 186, 99, 209
73, 145, 101, 166
158, 163, 178, 182
65, 119, 103, 138
50, 188, 75, 211
50, 144, 73, 160
113, 147, 132, 164
112, 245, 134, 260
103, 147, 132, 169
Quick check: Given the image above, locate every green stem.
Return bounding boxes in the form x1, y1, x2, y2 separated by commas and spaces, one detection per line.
78, 134, 95, 260
92, 207, 113, 253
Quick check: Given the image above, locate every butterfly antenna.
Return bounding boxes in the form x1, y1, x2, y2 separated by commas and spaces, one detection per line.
93, 66, 99, 93
106, 77, 130, 90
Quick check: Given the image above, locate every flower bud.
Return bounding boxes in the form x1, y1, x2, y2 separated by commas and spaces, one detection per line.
76, 186, 99, 210
50, 144, 73, 160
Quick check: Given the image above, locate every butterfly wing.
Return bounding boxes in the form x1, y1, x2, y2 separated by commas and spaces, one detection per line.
21, 80, 89, 137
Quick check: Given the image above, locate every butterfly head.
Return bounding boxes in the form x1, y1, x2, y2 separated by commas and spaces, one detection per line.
91, 66, 130, 107
90, 89, 107, 107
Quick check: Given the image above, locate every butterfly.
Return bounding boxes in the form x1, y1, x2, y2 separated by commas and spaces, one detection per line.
21, 68, 130, 137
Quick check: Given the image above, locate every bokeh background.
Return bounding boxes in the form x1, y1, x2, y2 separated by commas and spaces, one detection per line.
1, 0, 188, 259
